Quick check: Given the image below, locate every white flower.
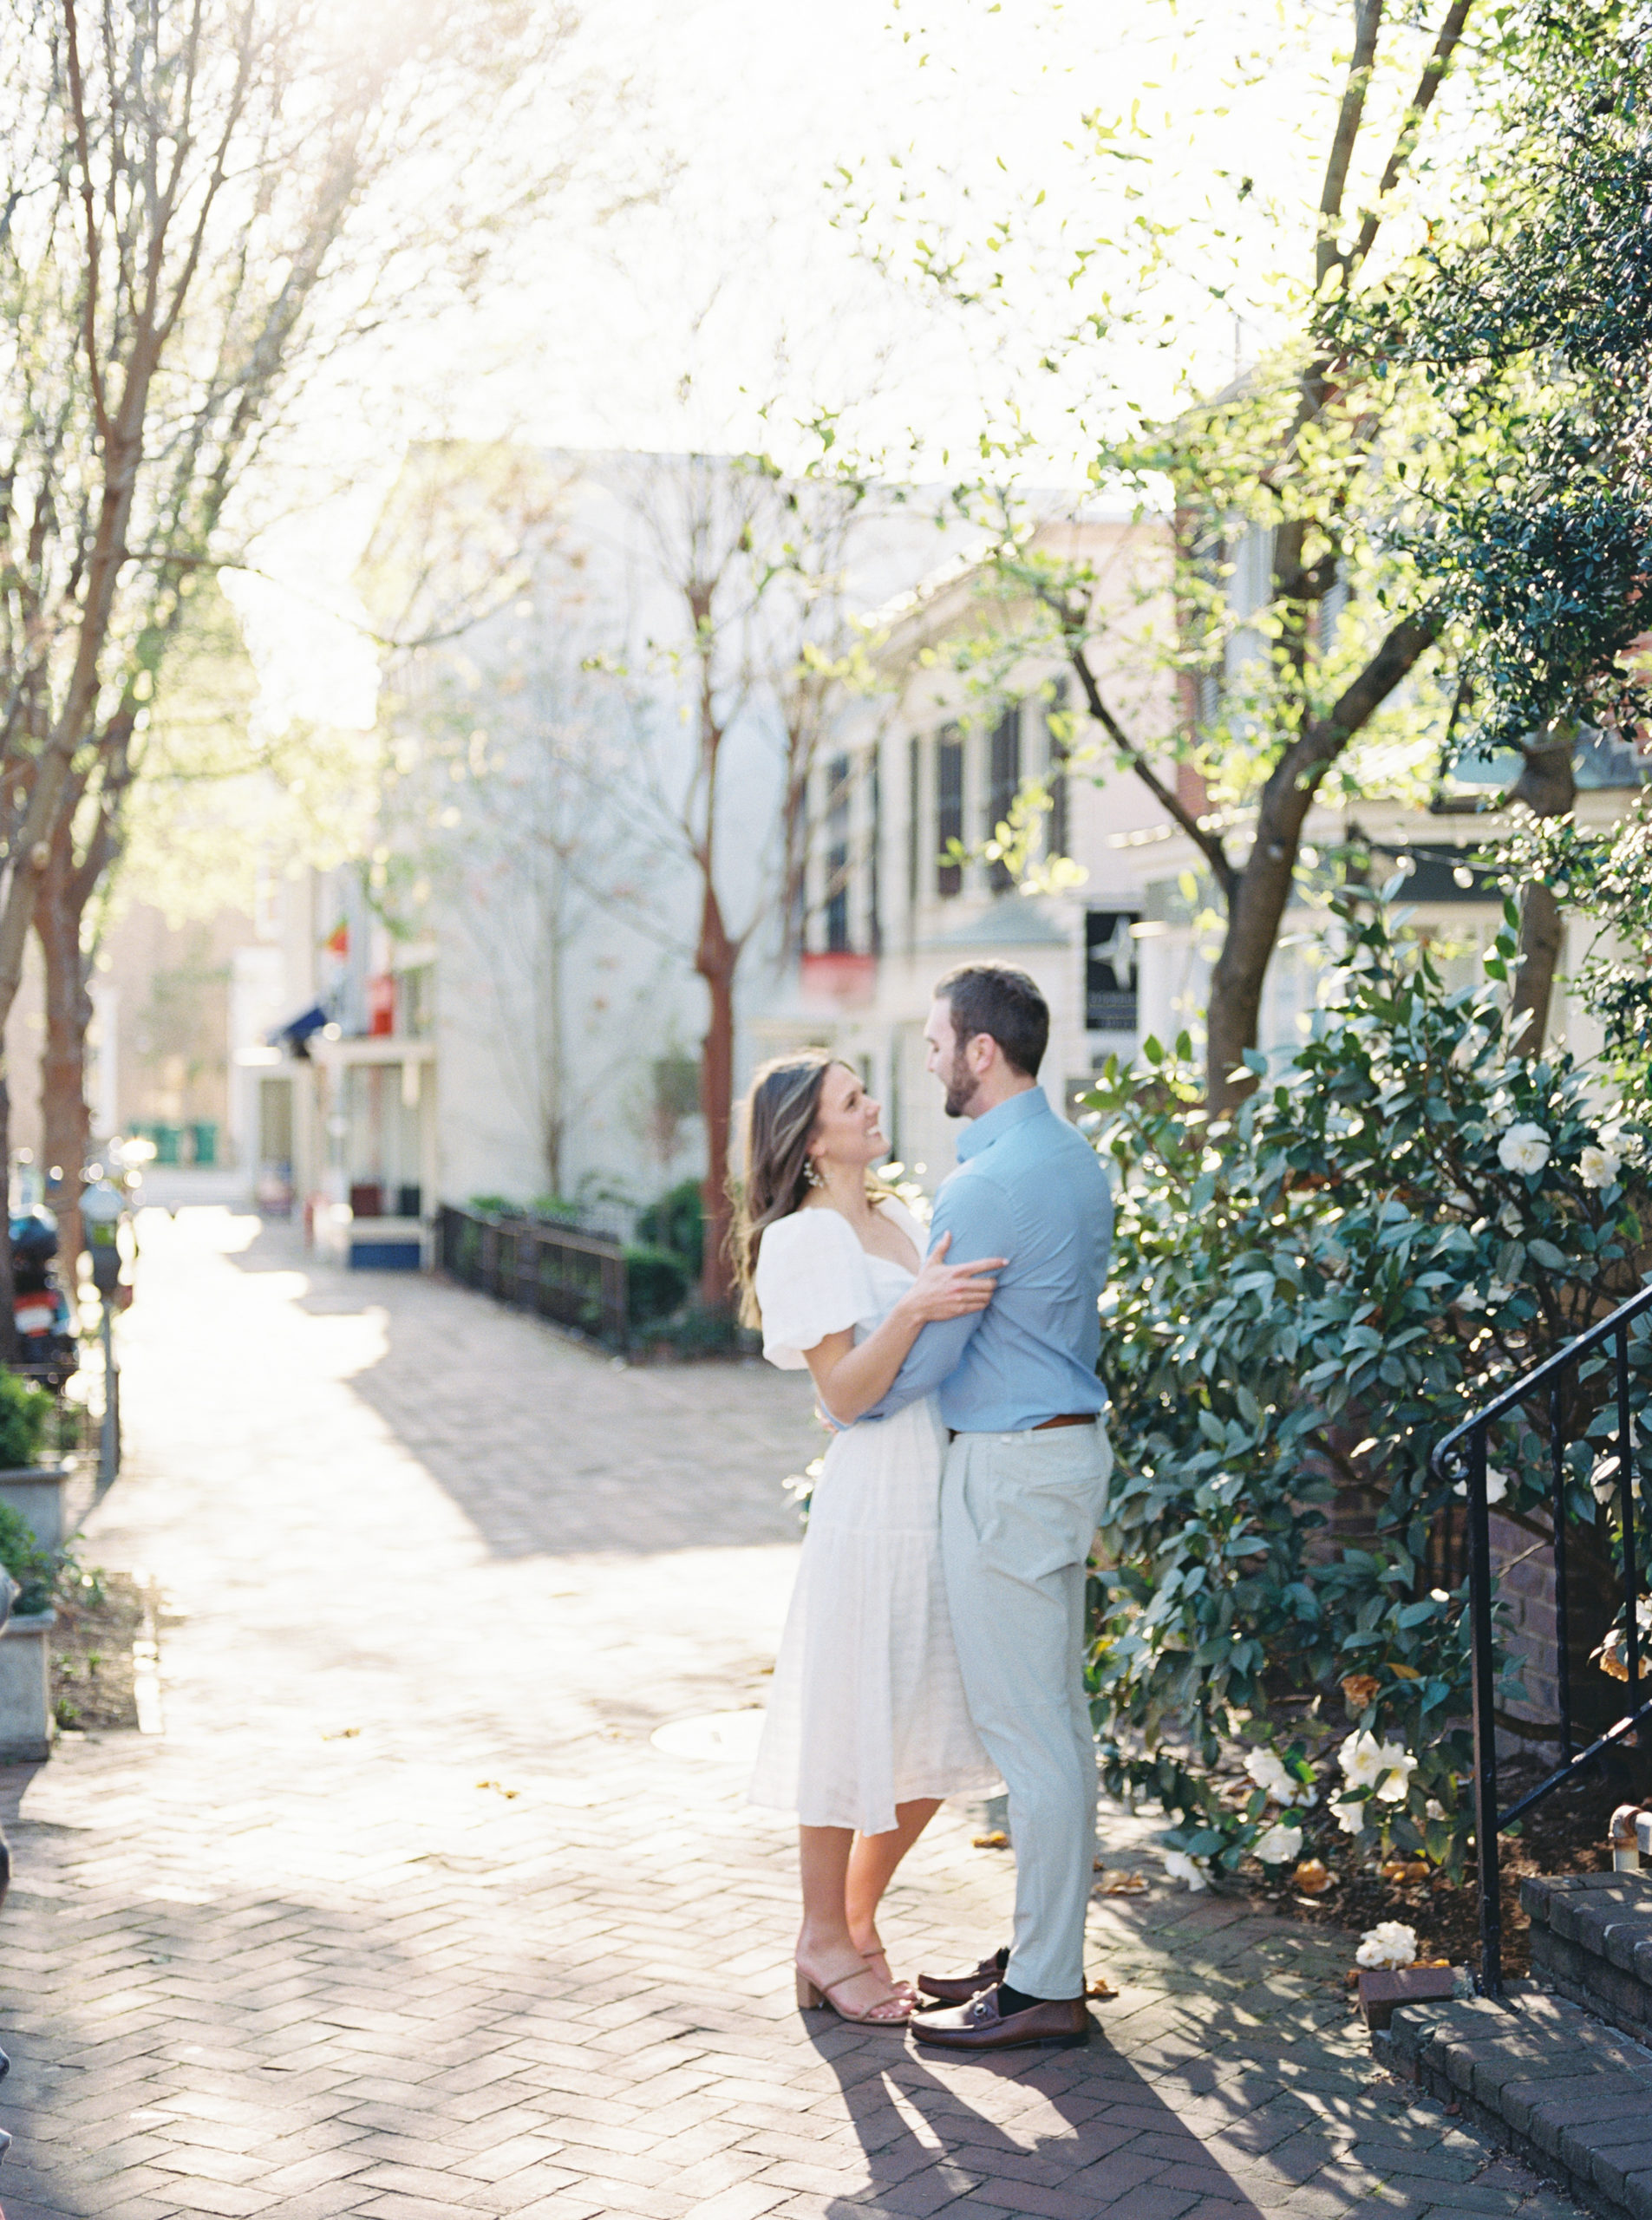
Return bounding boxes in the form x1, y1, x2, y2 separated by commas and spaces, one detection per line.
1581, 1146, 1623, 1192
1244, 1747, 1316, 1807
1498, 1205, 1523, 1236
1456, 1287, 1486, 1313
1499, 1122, 1552, 1177
1330, 1796, 1367, 1836
1452, 1466, 1508, 1505
1601, 1120, 1635, 1159
1338, 1729, 1417, 1803
1159, 1850, 1209, 1891
1426, 1799, 1446, 1821
1356, 1921, 1420, 1971
1253, 1822, 1303, 1865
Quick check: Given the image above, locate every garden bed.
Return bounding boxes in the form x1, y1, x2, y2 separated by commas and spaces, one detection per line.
1263, 1767, 1623, 1976
49, 1569, 151, 1732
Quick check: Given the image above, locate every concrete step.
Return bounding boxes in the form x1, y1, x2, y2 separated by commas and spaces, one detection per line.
1526, 1871, 1652, 2042
1384, 1982, 1652, 2218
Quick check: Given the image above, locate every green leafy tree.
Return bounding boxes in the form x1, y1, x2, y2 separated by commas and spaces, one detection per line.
1338, 0, 1652, 1050
849, 3, 1652, 1107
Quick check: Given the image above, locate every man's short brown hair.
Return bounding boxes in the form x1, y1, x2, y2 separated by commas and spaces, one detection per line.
933, 963, 1048, 1079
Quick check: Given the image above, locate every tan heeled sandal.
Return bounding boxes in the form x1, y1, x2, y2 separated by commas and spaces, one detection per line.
859, 1942, 917, 2001
795, 1962, 912, 2027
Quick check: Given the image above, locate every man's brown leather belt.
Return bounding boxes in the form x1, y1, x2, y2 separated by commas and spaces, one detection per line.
949, 1413, 1097, 1440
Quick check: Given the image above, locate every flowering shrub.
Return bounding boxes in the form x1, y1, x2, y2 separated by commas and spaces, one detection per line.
1083, 893, 1652, 1882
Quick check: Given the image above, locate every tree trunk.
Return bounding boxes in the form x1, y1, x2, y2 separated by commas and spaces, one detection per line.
695, 886, 737, 1311
0, 1068, 16, 1366
1204, 606, 1444, 1110
1205, 829, 1301, 1110
1507, 728, 1576, 1056
36, 839, 95, 1270
32, 767, 120, 1268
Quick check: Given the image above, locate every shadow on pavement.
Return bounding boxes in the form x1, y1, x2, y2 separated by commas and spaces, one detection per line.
219, 1216, 818, 1559
808, 2016, 1267, 2217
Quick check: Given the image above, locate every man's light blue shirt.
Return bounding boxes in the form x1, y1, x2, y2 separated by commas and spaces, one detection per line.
864, 1086, 1112, 1433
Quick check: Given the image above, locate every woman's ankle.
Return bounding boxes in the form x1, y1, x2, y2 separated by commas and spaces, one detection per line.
797, 1922, 858, 1965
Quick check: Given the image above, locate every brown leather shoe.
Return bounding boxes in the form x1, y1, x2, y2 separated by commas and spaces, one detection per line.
910, 1984, 1090, 2053
916, 1945, 1008, 2006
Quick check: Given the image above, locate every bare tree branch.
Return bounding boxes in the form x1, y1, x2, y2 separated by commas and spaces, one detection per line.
1316, 0, 1386, 294
1067, 637, 1237, 901
1348, 2, 1477, 278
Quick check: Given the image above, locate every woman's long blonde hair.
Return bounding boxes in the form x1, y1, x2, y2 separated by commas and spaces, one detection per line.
733, 1049, 843, 1329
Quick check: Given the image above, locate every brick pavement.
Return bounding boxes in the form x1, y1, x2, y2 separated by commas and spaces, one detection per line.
0, 1210, 1586, 2220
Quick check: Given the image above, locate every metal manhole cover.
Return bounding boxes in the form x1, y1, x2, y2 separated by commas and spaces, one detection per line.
650, 1710, 767, 1762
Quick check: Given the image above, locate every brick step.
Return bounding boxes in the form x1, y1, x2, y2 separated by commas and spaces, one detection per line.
1385, 1982, 1652, 2217
1526, 1871, 1652, 2042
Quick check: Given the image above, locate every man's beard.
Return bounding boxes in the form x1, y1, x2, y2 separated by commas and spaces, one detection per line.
942, 1051, 976, 1120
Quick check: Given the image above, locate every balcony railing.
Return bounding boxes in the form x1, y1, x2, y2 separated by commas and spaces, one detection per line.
437, 1205, 628, 1348
1433, 1278, 1652, 1995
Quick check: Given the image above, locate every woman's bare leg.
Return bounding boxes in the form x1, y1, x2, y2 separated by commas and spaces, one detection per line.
845, 1798, 943, 1962
797, 1825, 903, 2016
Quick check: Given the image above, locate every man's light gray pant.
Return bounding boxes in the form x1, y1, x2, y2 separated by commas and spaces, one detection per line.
940, 1419, 1112, 2002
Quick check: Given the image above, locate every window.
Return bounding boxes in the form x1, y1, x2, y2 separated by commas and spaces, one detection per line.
937, 728, 963, 898
1086, 911, 1141, 1031
1047, 680, 1070, 863
867, 748, 881, 954
988, 706, 1021, 891
824, 752, 851, 951
1318, 568, 1348, 657
398, 963, 434, 1039
907, 735, 921, 914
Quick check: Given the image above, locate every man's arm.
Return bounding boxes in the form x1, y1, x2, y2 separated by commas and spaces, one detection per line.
859, 1174, 1014, 1420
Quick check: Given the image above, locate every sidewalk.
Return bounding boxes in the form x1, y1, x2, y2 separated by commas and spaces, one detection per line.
0, 1211, 1582, 2220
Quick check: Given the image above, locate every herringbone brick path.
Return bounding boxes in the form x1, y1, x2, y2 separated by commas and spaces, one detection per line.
0, 1211, 1583, 2220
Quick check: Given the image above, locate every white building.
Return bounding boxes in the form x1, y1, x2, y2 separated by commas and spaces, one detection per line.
759, 516, 1649, 1185
235, 447, 983, 1260
750, 511, 1186, 1177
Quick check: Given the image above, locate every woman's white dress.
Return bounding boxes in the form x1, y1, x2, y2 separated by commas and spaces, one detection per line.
747, 1198, 996, 1834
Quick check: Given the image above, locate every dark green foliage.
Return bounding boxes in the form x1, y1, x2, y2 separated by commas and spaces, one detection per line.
630, 1301, 758, 1356
1505, 800, 1652, 1063
1085, 893, 1652, 1877
0, 1502, 56, 1616
1343, 4, 1652, 758
527, 1194, 582, 1225
0, 1368, 55, 1472
624, 1245, 689, 1324
635, 1179, 704, 1275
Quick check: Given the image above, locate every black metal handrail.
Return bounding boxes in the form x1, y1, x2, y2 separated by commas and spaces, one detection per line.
1433, 1277, 1652, 1995
437, 1204, 629, 1347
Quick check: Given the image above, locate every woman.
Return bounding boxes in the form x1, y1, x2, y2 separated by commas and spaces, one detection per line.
737, 1050, 1002, 2029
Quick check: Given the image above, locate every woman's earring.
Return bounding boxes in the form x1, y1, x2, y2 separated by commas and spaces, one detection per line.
803, 1157, 825, 1190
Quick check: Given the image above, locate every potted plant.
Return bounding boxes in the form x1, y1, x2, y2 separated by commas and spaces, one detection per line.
0, 1368, 86, 1554
0, 1500, 56, 1761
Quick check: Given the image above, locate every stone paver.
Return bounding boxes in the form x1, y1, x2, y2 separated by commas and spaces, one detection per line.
0, 1210, 1583, 2220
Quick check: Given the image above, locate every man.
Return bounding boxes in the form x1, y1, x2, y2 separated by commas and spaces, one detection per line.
862, 962, 1112, 2054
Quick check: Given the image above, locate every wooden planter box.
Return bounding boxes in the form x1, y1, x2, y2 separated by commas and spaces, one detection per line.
0, 1608, 55, 1761
0, 1459, 88, 1554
